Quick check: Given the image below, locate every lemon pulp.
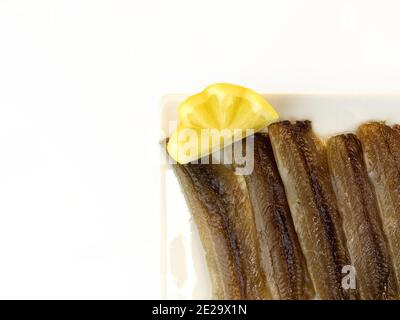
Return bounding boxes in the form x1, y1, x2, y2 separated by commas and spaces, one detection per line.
167, 83, 279, 164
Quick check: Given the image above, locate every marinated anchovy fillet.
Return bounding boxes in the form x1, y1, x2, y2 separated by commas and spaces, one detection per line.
327, 134, 398, 299
172, 162, 271, 299
358, 122, 400, 289
244, 133, 314, 299
269, 121, 353, 300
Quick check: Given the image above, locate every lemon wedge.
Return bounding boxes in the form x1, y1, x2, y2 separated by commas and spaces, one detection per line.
167, 83, 279, 164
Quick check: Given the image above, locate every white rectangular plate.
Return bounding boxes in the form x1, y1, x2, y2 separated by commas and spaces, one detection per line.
159, 93, 400, 299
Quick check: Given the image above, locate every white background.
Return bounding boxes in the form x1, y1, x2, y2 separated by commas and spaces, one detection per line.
0, 0, 400, 299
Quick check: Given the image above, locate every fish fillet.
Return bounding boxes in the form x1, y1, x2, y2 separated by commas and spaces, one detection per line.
357, 122, 400, 289
243, 133, 314, 299
269, 120, 354, 300
172, 162, 271, 299
327, 133, 398, 299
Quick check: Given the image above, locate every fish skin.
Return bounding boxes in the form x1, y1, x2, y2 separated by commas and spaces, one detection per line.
172, 162, 271, 299
269, 120, 354, 300
358, 122, 400, 290
327, 133, 398, 300
243, 133, 314, 299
